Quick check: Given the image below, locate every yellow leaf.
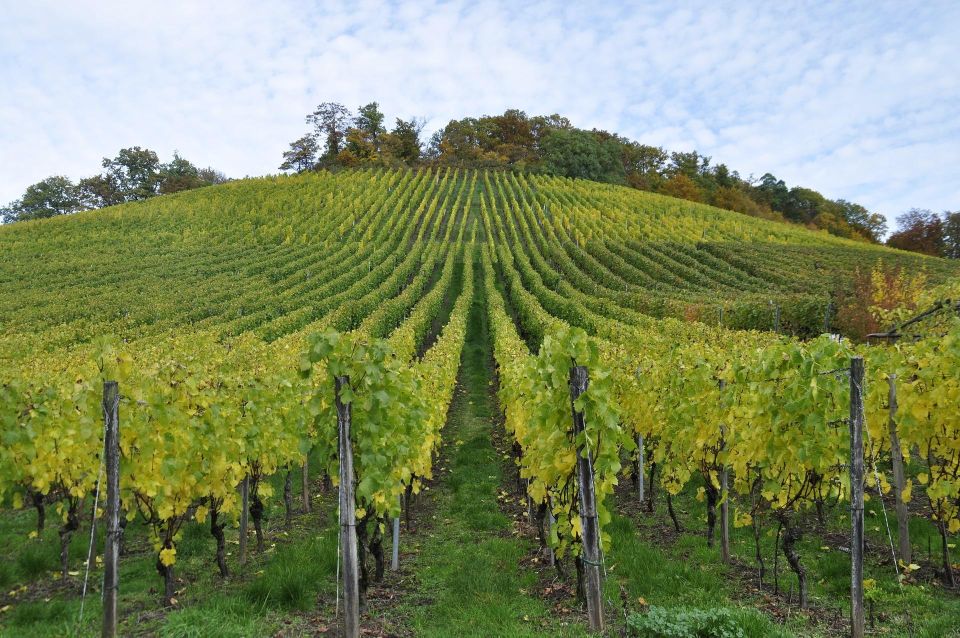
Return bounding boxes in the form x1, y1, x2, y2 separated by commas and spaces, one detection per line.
900, 480, 912, 503
159, 547, 177, 567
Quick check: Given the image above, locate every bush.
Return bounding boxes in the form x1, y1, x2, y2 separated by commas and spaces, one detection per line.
627, 606, 746, 638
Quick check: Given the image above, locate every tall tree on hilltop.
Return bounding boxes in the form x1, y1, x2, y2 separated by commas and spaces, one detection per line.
341, 102, 387, 164
1, 176, 81, 222
76, 174, 123, 209
540, 129, 625, 184
307, 102, 352, 162
354, 102, 386, 145
159, 153, 206, 194
279, 135, 319, 173
887, 209, 944, 255
383, 118, 425, 164
102, 146, 162, 201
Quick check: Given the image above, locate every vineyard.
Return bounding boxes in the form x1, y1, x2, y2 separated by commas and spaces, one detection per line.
1, 167, 959, 637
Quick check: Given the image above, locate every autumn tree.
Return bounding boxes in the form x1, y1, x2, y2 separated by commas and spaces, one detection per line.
887, 209, 945, 255
942, 211, 960, 259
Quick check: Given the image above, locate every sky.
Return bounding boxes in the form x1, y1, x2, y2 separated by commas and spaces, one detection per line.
2, 0, 958, 228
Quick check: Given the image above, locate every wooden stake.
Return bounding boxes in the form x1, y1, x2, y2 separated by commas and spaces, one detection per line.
637, 434, 645, 503
547, 509, 556, 567
391, 495, 400, 571
101, 381, 120, 638
239, 477, 249, 565
887, 375, 911, 565
302, 455, 311, 514
850, 356, 865, 638
336, 376, 360, 638
570, 365, 603, 632
719, 380, 730, 564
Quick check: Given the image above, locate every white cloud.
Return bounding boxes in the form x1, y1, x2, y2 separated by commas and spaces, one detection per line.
1, 0, 958, 226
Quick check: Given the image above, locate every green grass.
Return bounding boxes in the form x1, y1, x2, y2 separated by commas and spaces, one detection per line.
620, 482, 960, 637
396, 266, 588, 637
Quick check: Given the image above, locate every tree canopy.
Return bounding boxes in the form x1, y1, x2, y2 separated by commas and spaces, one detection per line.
2, 149, 227, 224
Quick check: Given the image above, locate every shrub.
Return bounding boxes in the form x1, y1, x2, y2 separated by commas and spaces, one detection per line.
627, 606, 746, 638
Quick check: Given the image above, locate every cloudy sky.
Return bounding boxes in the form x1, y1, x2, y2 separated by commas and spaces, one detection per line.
2, 1, 958, 227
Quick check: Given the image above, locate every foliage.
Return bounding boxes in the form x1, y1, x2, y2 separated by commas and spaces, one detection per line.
887, 208, 960, 258
2, 148, 227, 224
627, 606, 746, 638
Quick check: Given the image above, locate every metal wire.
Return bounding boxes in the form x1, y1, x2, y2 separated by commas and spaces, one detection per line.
78, 407, 110, 627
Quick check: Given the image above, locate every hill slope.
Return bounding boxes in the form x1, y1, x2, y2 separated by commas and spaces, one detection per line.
0, 168, 954, 368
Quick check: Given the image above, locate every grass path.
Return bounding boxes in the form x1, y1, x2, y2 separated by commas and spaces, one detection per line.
398, 265, 587, 637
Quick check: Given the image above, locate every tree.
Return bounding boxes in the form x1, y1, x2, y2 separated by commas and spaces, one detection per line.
383, 118, 424, 164
306, 102, 352, 162
197, 167, 229, 185
540, 129, 625, 184
660, 173, 703, 202
752, 173, 790, 210
3, 176, 81, 222
159, 153, 205, 194
711, 185, 778, 220
942, 211, 960, 259
102, 146, 161, 201
279, 135, 319, 172
669, 151, 710, 180
887, 209, 944, 255
76, 174, 123, 209
835, 199, 887, 242
621, 143, 668, 191
354, 102, 386, 144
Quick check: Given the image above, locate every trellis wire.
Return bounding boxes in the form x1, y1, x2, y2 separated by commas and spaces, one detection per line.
78, 424, 107, 626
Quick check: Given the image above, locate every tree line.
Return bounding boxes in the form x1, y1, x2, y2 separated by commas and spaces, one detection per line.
1, 148, 227, 223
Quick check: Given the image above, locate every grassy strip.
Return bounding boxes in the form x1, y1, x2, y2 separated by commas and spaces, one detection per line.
395, 263, 587, 637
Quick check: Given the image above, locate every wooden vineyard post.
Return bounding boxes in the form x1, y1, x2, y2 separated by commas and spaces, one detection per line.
547, 509, 556, 567
637, 434, 645, 502
336, 375, 360, 638
887, 375, 911, 565
718, 380, 730, 564
101, 381, 120, 638
569, 365, 603, 633
391, 495, 400, 571
239, 477, 249, 565
849, 357, 865, 638
302, 455, 311, 514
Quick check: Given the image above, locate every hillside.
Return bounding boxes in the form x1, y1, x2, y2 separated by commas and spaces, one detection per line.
1, 168, 954, 367
1, 168, 959, 638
